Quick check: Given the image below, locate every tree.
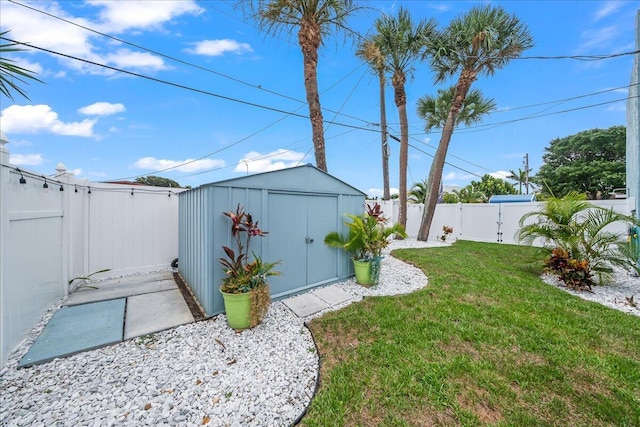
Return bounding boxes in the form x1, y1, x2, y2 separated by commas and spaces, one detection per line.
238, 0, 362, 172
356, 36, 390, 200
408, 179, 428, 203
375, 7, 437, 231
0, 31, 43, 100
417, 86, 496, 132
135, 176, 182, 188
534, 126, 625, 199
508, 167, 532, 194
417, 6, 533, 241
469, 174, 516, 199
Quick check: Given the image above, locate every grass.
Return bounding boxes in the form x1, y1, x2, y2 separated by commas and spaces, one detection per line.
301, 241, 640, 427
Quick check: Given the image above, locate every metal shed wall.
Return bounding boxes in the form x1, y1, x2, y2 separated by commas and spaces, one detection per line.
178, 165, 365, 316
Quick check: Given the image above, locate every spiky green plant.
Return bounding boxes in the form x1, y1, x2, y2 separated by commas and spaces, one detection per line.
324, 203, 407, 261
517, 191, 639, 283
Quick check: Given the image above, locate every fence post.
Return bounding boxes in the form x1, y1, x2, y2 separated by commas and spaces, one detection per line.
56, 163, 73, 296
0, 134, 10, 364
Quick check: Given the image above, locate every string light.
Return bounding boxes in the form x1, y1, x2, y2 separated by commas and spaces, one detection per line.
17, 169, 26, 184
59, 184, 64, 192
74, 185, 78, 193
42, 177, 48, 189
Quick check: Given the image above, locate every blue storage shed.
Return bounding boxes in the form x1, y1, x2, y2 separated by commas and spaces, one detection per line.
178, 164, 366, 316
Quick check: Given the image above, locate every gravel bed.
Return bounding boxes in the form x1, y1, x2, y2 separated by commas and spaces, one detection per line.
541, 268, 640, 317
1, 304, 318, 427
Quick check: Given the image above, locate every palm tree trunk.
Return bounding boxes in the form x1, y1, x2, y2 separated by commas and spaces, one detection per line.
379, 70, 390, 200
393, 71, 408, 231
418, 70, 476, 241
299, 22, 327, 172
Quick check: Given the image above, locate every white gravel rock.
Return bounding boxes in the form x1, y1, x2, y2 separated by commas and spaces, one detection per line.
541, 268, 640, 317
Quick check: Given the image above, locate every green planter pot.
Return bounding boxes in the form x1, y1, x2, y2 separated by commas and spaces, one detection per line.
220, 290, 251, 330
353, 260, 372, 286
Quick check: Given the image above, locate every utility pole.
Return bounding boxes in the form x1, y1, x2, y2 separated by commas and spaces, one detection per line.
523, 153, 530, 195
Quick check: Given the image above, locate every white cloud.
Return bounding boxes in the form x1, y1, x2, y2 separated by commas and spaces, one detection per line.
490, 170, 511, 179
187, 39, 253, 57
79, 102, 126, 116
88, 0, 203, 33
0, 1, 199, 75
234, 149, 305, 173
442, 171, 475, 181
134, 156, 225, 173
368, 187, 399, 198
9, 153, 44, 166
578, 25, 619, 52
606, 102, 626, 112
593, 1, 623, 21
11, 57, 43, 75
1, 105, 96, 137
104, 49, 167, 71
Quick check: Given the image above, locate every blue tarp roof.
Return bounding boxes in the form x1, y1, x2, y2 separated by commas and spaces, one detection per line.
488, 194, 537, 203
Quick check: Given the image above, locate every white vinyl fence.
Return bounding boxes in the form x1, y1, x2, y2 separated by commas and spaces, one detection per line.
0, 136, 182, 367
370, 198, 635, 244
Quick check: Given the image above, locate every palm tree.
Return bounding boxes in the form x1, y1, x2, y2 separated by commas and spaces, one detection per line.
238, 0, 362, 172
375, 7, 436, 231
517, 192, 640, 283
453, 186, 487, 203
417, 86, 496, 132
356, 36, 390, 200
0, 31, 43, 100
417, 5, 533, 241
408, 179, 428, 203
508, 167, 532, 194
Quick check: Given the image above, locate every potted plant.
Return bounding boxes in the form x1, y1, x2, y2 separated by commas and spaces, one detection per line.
324, 203, 407, 286
219, 204, 280, 330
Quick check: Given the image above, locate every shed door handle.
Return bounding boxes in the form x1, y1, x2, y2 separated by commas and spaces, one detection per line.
305, 237, 314, 244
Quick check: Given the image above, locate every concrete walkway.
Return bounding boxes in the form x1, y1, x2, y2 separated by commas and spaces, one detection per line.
281, 285, 356, 317
19, 271, 360, 367
19, 271, 195, 367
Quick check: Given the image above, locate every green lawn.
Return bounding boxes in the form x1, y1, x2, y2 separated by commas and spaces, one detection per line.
301, 241, 640, 427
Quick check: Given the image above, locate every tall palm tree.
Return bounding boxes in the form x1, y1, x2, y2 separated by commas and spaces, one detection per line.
356, 36, 390, 200
375, 7, 436, 230
238, 0, 362, 172
417, 5, 533, 241
0, 31, 43, 100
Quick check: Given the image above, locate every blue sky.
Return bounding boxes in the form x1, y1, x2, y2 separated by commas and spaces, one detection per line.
0, 0, 636, 196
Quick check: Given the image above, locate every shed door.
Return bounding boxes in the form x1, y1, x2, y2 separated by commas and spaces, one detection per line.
267, 193, 339, 298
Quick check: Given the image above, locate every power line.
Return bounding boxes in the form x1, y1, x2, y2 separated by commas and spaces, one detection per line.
6, 0, 373, 126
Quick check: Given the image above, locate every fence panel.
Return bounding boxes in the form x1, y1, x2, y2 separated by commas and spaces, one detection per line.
460, 204, 501, 243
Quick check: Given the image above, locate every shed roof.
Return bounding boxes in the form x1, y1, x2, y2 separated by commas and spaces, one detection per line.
200, 164, 366, 195
488, 194, 537, 203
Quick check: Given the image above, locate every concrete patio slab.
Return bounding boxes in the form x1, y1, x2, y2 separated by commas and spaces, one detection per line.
313, 286, 354, 306
124, 289, 194, 340
66, 272, 177, 306
282, 293, 329, 317
19, 299, 125, 368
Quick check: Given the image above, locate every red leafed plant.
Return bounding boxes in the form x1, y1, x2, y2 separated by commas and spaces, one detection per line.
219, 204, 280, 294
